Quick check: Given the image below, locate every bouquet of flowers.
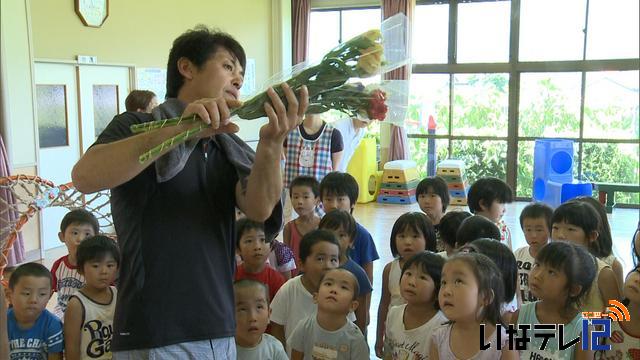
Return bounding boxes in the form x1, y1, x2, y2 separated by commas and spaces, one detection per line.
132, 13, 409, 164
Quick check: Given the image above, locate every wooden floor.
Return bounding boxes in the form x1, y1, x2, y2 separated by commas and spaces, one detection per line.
38, 201, 639, 356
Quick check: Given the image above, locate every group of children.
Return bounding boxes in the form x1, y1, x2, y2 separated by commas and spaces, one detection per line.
234, 171, 639, 359
4, 209, 119, 359
2, 171, 639, 359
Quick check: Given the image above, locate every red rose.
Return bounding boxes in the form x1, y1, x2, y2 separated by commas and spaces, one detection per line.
367, 89, 388, 121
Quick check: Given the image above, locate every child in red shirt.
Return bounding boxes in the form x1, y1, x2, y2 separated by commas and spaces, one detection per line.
235, 218, 286, 301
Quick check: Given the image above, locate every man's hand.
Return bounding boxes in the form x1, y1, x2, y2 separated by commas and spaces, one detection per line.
181, 97, 243, 137
261, 83, 309, 144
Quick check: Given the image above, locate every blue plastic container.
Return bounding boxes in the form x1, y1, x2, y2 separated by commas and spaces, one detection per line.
533, 139, 575, 201
542, 180, 593, 208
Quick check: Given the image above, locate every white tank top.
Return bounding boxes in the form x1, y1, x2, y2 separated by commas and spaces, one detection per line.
72, 287, 117, 360
389, 259, 406, 307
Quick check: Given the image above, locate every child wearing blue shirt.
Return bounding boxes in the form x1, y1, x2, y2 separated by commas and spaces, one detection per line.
319, 172, 379, 283
7, 262, 63, 360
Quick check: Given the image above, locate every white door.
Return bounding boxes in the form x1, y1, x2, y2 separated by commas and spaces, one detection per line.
78, 65, 130, 153
34, 63, 81, 250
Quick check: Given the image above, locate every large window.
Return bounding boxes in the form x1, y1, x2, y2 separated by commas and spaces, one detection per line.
310, 1, 639, 204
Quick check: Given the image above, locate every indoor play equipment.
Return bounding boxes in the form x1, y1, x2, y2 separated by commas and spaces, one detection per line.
436, 159, 469, 206
532, 139, 592, 208
347, 137, 380, 203
377, 160, 419, 204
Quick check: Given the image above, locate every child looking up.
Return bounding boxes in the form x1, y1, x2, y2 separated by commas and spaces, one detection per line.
283, 176, 321, 274
515, 202, 553, 303
270, 230, 353, 353
235, 218, 285, 301
319, 209, 373, 335
430, 253, 517, 360
288, 268, 369, 359
383, 251, 447, 359
7, 263, 63, 359
64, 235, 119, 360
461, 238, 520, 323
551, 200, 621, 312
467, 177, 514, 249
514, 241, 596, 360
320, 172, 379, 283
234, 279, 287, 360
437, 211, 472, 258
416, 176, 450, 252
375, 212, 436, 357
51, 209, 100, 319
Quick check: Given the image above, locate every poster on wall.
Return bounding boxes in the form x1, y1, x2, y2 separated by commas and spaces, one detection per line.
136, 68, 167, 101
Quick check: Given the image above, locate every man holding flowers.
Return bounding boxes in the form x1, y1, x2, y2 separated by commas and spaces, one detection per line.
72, 26, 308, 358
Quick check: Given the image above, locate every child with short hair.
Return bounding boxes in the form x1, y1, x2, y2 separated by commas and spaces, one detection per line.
416, 176, 450, 252
515, 202, 553, 303
235, 218, 285, 301
575, 196, 625, 292
430, 253, 517, 360
271, 229, 353, 353
234, 279, 288, 360
551, 200, 622, 312
51, 208, 100, 319
596, 266, 640, 359
64, 235, 119, 360
288, 268, 369, 359
375, 212, 436, 358
283, 176, 321, 275
7, 263, 63, 360
455, 215, 501, 249
320, 172, 379, 283
437, 211, 472, 258
319, 209, 373, 335
513, 241, 596, 360
383, 251, 447, 359
467, 177, 514, 249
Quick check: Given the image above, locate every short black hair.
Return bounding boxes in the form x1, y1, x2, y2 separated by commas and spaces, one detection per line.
8, 262, 52, 290
390, 212, 437, 257
299, 229, 341, 263
235, 218, 267, 249
519, 202, 553, 231
461, 239, 518, 304
319, 268, 360, 300
234, 279, 270, 305
536, 241, 596, 310
76, 235, 120, 272
318, 209, 357, 241
551, 200, 603, 256
401, 251, 445, 309
60, 208, 100, 234
439, 211, 472, 248
166, 26, 246, 98
319, 172, 359, 211
455, 215, 500, 248
416, 177, 450, 212
467, 177, 513, 213
574, 196, 613, 258
290, 176, 320, 198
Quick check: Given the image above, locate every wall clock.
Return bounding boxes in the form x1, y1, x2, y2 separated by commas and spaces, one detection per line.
75, 0, 109, 28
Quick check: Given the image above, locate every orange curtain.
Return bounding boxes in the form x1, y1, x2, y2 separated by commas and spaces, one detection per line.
382, 0, 414, 161
292, 0, 310, 65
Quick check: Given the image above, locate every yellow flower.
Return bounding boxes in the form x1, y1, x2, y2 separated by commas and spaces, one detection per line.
362, 29, 381, 43
356, 44, 383, 77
